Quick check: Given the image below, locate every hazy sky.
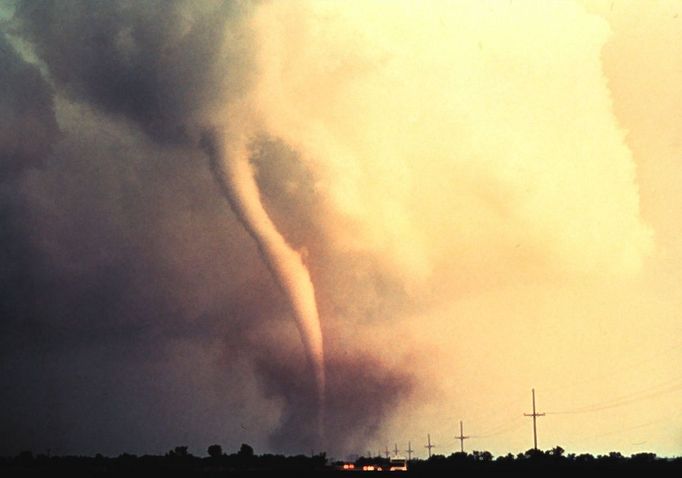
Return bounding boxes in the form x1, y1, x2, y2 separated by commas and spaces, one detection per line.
0, 0, 680, 459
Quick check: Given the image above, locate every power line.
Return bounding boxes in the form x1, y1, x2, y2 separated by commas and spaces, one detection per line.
524, 388, 545, 450
546, 378, 682, 415
591, 416, 667, 439
405, 441, 414, 461
468, 395, 528, 425
472, 416, 525, 438
424, 434, 435, 458
544, 342, 682, 396
454, 420, 470, 453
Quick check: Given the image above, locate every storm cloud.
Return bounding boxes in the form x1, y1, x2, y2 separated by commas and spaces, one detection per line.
2, 0, 413, 457
1, 0, 658, 459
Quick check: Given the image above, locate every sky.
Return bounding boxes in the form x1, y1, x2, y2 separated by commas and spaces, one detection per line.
0, 0, 681, 459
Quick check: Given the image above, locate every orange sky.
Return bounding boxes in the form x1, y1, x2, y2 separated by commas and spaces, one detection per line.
379, 0, 682, 457
234, 0, 682, 457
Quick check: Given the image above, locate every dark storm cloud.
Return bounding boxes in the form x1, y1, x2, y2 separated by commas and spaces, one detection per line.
0, 0, 416, 458
0, 33, 59, 177
0, 107, 273, 455
0, 30, 59, 346
255, 351, 413, 456
14, 0, 251, 143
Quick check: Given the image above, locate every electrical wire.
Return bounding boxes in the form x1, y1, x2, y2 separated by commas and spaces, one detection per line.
546, 377, 682, 415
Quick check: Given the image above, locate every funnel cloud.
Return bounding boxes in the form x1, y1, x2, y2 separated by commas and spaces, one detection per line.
0, 0, 667, 459
205, 130, 325, 429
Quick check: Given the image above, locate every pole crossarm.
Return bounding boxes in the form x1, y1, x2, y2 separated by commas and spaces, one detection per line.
524, 388, 545, 450
455, 420, 470, 453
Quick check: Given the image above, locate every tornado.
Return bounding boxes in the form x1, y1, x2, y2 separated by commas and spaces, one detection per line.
204, 129, 325, 435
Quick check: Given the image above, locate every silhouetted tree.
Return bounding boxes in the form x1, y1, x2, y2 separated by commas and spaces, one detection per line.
238, 443, 254, 458
631, 452, 657, 463
165, 446, 192, 463
519, 448, 544, 460
575, 453, 595, 464
207, 444, 222, 458
606, 451, 624, 463
3, 443, 682, 473
472, 450, 493, 462
550, 446, 565, 457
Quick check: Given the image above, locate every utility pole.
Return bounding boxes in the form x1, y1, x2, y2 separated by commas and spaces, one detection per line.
384, 446, 390, 459
405, 441, 414, 461
425, 434, 435, 458
455, 420, 470, 453
393, 443, 399, 457
523, 388, 545, 450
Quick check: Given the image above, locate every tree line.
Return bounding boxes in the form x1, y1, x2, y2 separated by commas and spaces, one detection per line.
3, 444, 681, 474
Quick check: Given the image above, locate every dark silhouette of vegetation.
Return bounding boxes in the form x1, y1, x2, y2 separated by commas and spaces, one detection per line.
238, 443, 254, 458
1, 445, 680, 475
400, 447, 681, 474
207, 444, 222, 459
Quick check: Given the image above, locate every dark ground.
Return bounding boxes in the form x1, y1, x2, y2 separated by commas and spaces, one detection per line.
2, 447, 682, 476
